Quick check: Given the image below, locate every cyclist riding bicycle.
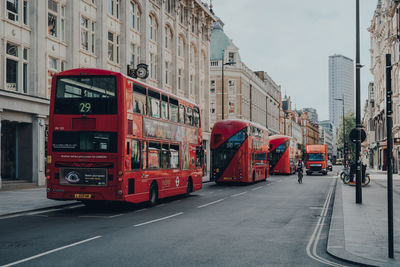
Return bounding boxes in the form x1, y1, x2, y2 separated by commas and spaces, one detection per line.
297, 159, 304, 184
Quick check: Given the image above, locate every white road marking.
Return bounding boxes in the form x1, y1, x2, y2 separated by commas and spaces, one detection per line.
67, 204, 85, 209
134, 212, 183, 227
79, 215, 109, 218
197, 198, 225, 208
155, 204, 166, 208
27, 208, 64, 215
135, 208, 147, 213
0, 236, 102, 267
0, 204, 85, 220
231, 192, 247, 197
306, 180, 347, 267
251, 186, 263, 191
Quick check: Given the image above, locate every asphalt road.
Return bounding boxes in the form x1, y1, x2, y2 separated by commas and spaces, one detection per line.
0, 167, 356, 266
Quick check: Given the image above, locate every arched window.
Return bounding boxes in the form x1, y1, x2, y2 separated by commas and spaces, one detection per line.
178, 35, 185, 57
164, 26, 173, 49
148, 14, 158, 41
129, 1, 141, 30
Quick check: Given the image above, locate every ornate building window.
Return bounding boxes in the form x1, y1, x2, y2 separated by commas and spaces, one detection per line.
48, 0, 58, 37
178, 36, 184, 57
164, 26, 173, 49
81, 16, 95, 53
149, 53, 157, 79
129, 1, 140, 30
6, 0, 19, 22
130, 43, 139, 67
178, 68, 183, 90
148, 14, 158, 41
108, 0, 119, 18
6, 43, 19, 91
108, 32, 119, 63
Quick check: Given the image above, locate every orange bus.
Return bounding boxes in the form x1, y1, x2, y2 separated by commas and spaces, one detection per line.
211, 120, 269, 184
305, 145, 328, 176
46, 68, 203, 206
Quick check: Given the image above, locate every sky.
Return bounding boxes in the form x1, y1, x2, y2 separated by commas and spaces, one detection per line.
211, 0, 378, 121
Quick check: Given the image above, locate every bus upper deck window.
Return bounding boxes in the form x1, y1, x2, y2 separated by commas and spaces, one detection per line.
148, 89, 160, 119
194, 107, 200, 128
133, 85, 147, 115
179, 104, 185, 124
161, 94, 168, 120
185, 107, 193, 126
169, 98, 179, 123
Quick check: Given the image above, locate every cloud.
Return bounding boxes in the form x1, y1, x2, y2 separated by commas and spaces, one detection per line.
213, 0, 377, 121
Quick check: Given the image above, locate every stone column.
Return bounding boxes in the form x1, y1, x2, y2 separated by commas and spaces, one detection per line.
120, 0, 129, 74
96, 1, 108, 68
32, 115, 46, 186
31, 0, 47, 98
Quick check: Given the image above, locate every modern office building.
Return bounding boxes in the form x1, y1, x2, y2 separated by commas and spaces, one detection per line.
329, 54, 354, 129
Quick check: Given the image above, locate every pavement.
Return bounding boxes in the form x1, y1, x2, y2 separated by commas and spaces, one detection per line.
1, 170, 400, 266
0, 187, 78, 217
327, 168, 400, 266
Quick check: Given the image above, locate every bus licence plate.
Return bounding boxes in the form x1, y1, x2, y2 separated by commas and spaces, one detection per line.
223, 177, 232, 180
74, 194, 92, 199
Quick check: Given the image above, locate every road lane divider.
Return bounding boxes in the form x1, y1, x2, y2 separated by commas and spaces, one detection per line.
134, 212, 183, 227
197, 198, 225, 208
251, 186, 263, 191
0, 236, 102, 267
231, 192, 247, 197
306, 179, 347, 267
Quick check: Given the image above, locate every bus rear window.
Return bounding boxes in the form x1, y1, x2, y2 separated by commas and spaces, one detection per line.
54, 76, 117, 114
52, 131, 117, 153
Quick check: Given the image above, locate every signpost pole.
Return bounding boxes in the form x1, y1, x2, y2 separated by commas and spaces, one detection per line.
386, 53, 394, 258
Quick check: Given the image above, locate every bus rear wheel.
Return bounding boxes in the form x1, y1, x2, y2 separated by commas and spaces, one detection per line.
148, 183, 158, 207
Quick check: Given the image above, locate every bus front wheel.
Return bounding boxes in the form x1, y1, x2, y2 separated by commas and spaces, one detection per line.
148, 182, 158, 207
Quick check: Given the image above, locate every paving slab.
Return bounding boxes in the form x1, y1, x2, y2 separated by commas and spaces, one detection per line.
328, 175, 400, 267
0, 188, 77, 216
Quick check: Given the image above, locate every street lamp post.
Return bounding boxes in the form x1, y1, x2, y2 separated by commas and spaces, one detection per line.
335, 95, 346, 165
221, 50, 235, 120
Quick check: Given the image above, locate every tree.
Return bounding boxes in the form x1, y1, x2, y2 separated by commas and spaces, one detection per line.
337, 112, 356, 161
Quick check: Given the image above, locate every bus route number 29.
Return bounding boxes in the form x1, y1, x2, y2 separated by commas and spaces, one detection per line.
79, 102, 91, 113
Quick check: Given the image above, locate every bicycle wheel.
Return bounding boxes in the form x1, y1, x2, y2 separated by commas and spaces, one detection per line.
343, 174, 351, 184
364, 175, 370, 186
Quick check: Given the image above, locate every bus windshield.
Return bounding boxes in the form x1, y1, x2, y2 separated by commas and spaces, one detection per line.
54, 76, 117, 114
212, 127, 247, 174
307, 153, 324, 161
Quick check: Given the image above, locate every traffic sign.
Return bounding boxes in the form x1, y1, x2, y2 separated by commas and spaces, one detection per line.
349, 128, 366, 143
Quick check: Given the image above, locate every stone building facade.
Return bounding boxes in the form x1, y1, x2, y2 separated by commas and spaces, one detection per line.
368, 0, 400, 171
209, 17, 281, 135
0, 0, 215, 188
300, 112, 319, 146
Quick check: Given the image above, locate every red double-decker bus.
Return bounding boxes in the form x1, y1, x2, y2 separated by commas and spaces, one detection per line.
46, 68, 203, 206
269, 135, 296, 175
210, 120, 269, 184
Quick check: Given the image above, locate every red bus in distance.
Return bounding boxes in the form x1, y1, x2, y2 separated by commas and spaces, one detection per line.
46, 68, 204, 206
210, 120, 269, 184
269, 135, 296, 175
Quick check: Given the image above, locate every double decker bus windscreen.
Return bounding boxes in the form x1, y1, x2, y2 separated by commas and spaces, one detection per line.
212, 127, 248, 179
54, 76, 117, 114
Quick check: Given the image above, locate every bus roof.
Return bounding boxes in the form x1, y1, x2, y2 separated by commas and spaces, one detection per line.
213, 119, 269, 133
269, 135, 291, 141
55, 68, 199, 108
